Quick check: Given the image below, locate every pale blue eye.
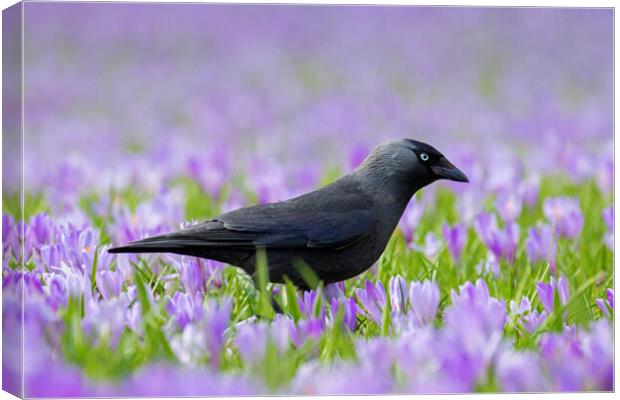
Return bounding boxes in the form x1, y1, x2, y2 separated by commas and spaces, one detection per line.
420, 153, 429, 161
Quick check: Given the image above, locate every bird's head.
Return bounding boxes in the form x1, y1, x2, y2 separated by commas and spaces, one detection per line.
355, 138, 468, 199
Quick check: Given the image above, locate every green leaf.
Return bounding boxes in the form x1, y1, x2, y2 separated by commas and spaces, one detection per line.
381, 290, 392, 336
255, 247, 275, 319
283, 278, 302, 322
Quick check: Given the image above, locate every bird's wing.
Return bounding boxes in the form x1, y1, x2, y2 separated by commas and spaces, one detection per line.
120, 203, 373, 252
188, 204, 372, 249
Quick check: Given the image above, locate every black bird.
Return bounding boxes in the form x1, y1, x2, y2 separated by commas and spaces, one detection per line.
109, 139, 468, 289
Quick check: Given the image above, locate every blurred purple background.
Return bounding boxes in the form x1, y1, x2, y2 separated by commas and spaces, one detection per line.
19, 4, 612, 210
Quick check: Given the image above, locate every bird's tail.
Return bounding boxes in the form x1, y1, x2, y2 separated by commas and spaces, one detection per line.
108, 233, 205, 254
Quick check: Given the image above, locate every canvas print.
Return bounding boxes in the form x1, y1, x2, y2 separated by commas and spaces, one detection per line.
2, 3, 613, 397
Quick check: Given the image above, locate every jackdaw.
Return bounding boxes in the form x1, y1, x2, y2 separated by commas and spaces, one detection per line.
109, 139, 468, 289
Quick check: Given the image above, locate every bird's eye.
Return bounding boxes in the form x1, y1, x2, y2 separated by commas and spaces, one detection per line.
420, 153, 429, 162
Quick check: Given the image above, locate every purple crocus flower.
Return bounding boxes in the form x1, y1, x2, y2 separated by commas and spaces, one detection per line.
246, 161, 290, 204
296, 289, 327, 321
204, 298, 231, 368
329, 296, 357, 331
538, 321, 613, 391
53, 261, 93, 303
5, 270, 57, 325
202, 259, 224, 288
595, 156, 613, 195
57, 224, 98, 259
123, 363, 261, 396
595, 299, 609, 317
486, 160, 522, 194
2, 213, 18, 257
96, 269, 124, 300
354, 338, 396, 379
27, 213, 55, 247
493, 222, 520, 263
411, 232, 442, 261
36, 244, 62, 272
475, 254, 501, 277
455, 191, 482, 225
524, 223, 556, 271
20, 324, 87, 398
115, 253, 134, 280
495, 350, 547, 391
24, 362, 86, 398
355, 280, 386, 326
186, 150, 230, 198
235, 316, 291, 365
20, 220, 35, 262
126, 302, 142, 334
82, 297, 131, 346
169, 324, 209, 366
126, 364, 265, 397
495, 193, 522, 223
595, 288, 614, 317
509, 296, 531, 317
509, 296, 548, 333
543, 197, 584, 239
602, 206, 613, 230
581, 320, 614, 390
388, 275, 408, 314
171, 257, 206, 296
535, 276, 569, 314
55, 224, 100, 273
519, 175, 540, 207
606, 288, 614, 309
408, 280, 440, 326
45, 273, 69, 309
95, 245, 114, 271
290, 360, 394, 395
474, 213, 519, 263
398, 199, 424, 244
234, 320, 268, 364
442, 223, 467, 263
1, 212, 13, 235
323, 281, 346, 300
441, 279, 506, 389
290, 317, 325, 347
474, 212, 497, 244
536, 282, 555, 314
165, 292, 204, 330
522, 310, 548, 333
108, 190, 183, 248
447, 279, 506, 335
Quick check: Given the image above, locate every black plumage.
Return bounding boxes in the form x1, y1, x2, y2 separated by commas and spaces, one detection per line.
109, 139, 468, 289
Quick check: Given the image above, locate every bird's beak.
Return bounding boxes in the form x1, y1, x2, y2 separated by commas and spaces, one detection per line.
432, 157, 469, 183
